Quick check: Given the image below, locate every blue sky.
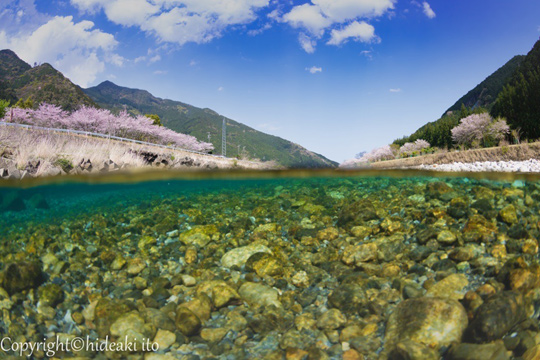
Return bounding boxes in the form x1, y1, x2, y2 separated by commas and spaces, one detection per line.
1, 0, 539, 162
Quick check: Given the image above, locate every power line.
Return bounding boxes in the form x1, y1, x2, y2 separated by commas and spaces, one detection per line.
222, 118, 226, 157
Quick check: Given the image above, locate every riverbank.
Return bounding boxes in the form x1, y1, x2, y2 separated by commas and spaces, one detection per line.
0, 126, 274, 179
367, 142, 540, 172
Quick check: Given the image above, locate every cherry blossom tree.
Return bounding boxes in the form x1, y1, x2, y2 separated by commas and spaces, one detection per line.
451, 113, 509, 147
1, 103, 214, 152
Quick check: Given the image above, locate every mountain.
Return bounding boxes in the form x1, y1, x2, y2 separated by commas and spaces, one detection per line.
0, 49, 96, 111
445, 55, 525, 114
492, 40, 540, 139
394, 44, 534, 149
84, 81, 338, 168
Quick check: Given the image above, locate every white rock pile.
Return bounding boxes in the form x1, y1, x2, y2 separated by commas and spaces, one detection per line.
415, 159, 540, 172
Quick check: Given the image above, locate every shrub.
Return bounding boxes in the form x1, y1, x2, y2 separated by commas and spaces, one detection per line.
54, 157, 74, 173
399, 139, 430, 156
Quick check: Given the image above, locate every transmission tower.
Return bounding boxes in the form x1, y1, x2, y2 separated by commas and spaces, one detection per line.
222, 118, 227, 157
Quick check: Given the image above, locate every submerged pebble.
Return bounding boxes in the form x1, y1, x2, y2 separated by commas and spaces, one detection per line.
1, 174, 540, 359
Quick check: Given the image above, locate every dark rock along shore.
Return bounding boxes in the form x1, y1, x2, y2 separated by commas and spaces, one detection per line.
0, 174, 540, 359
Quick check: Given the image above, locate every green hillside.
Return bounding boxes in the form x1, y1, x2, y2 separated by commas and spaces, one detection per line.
0, 49, 96, 111
491, 40, 540, 139
84, 81, 338, 168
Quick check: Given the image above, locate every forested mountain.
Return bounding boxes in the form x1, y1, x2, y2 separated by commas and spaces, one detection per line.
395, 40, 540, 148
85, 81, 337, 168
492, 40, 540, 139
445, 55, 525, 113
0, 50, 96, 111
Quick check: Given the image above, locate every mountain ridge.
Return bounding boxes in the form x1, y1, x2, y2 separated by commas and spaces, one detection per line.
84, 81, 338, 168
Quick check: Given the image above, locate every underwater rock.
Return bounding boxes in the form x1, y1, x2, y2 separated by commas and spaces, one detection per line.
437, 230, 457, 245
221, 244, 272, 269
316, 309, 346, 330
110, 312, 155, 344
384, 297, 468, 353
426, 181, 454, 199
388, 339, 439, 360
465, 291, 527, 343
342, 243, 378, 265
27, 194, 49, 209
239, 282, 281, 308
153, 329, 176, 350
0, 191, 26, 212
245, 252, 283, 277
178, 295, 213, 323
179, 225, 218, 247
38, 284, 64, 307
2, 261, 43, 295
196, 280, 240, 308
426, 274, 469, 300
447, 341, 509, 360
328, 284, 368, 314
498, 205, 518, 225
337, 198, 379, 228
94, 298, 133, 337
175, 306, 201, 336
201, 328, 228, 343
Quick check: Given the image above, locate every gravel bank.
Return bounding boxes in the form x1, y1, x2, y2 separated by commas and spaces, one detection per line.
415, 158, 540, 172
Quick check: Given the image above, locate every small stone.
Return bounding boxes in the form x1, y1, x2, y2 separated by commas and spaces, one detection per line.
343, 349, 364, 360
201, 328, 228, 343
499, 205, 518, 224
238, 282, 281, 308
317, 309, 347, 330
437, 230, 457, 245
245, 252, 283, 277
38, 284, 64, 307
389, 339, 439, 360
491, 244, 507, 259
181, 275, 196, 287
221, 244, 272, 268
153, 329, 176, 350
447, 341, 509, 360
291, 271, 310, 288
2, 261, 43, 295
127, 258, 146, 275
72, 311, 84, 325
111, 256, 126, 270
175, 306, 201, 336
426, 274, 469, 300
185, 246, 198, 264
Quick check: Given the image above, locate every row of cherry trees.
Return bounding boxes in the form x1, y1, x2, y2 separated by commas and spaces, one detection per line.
2, 103, 214, 153
341, 112, 510, 167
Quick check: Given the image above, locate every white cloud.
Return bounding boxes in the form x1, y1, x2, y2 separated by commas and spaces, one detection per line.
327, 21, 376, 46
71, 0, 271, 46
149, 54, 161, 63
360, 50, 372, 59
298, 33, 316, 53
389, 88, 401, 93
0, 15, 120, 87
313, 0, 396, 23
189, 60, 198, 66
306, 66, 322, 74
282, 0, 395, 53
422, 2, 436, 19
282, 4, 331, 36
218, 86, 224, 91
153, 70, 167, 75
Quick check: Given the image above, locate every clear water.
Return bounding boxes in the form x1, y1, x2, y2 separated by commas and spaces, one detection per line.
0, 169, 537, 359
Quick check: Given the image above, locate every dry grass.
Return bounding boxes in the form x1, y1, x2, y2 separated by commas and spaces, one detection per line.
0, 126, 273, 173
369, 142, 540, 169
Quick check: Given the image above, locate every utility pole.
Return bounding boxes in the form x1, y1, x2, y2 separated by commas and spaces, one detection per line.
222, 118, 226, 157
